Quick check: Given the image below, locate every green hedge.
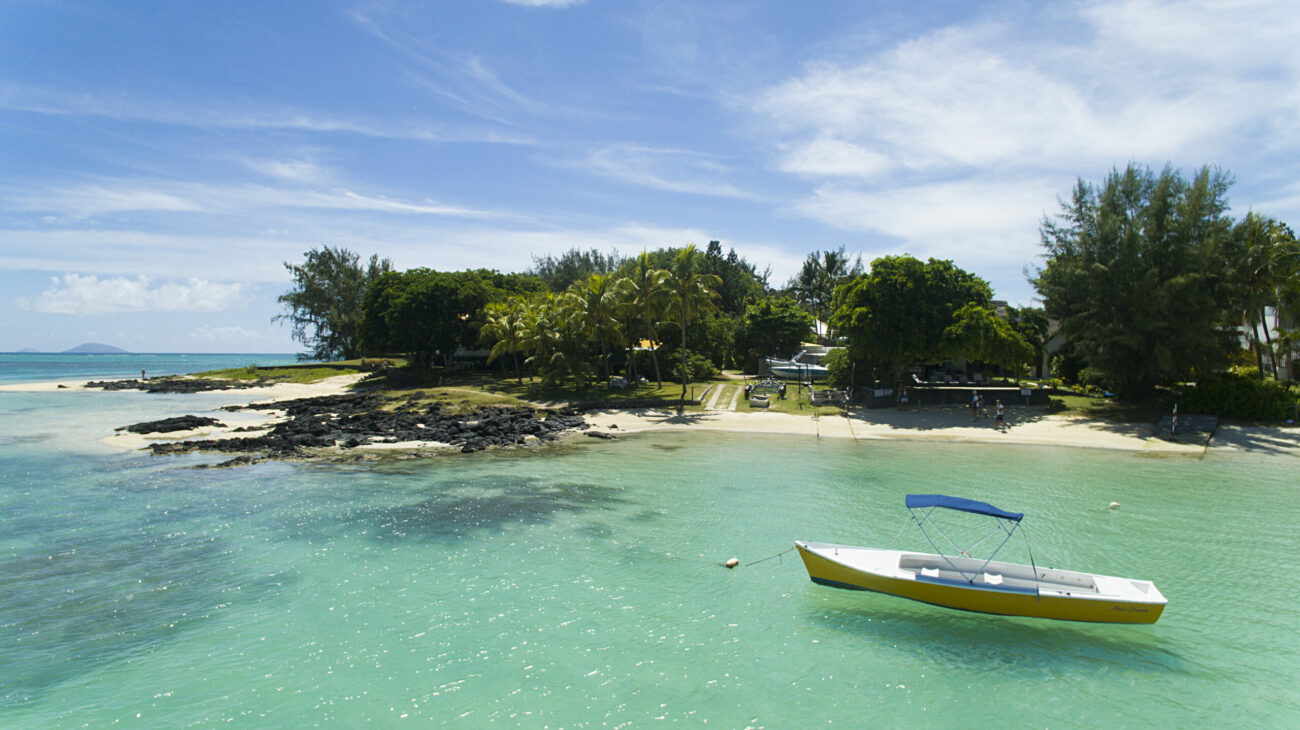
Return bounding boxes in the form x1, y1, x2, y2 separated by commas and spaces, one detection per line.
1175, 373, 1299, 420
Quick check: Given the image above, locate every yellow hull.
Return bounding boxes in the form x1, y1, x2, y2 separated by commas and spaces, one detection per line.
796, 542, 1165, 624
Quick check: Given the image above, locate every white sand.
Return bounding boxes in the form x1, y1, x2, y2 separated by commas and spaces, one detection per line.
17, 372, 1296, 456
95, 373, 370, 451
582, 406, 1299, 455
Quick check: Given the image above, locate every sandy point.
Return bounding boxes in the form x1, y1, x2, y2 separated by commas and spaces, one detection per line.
579, 406, 1285, 454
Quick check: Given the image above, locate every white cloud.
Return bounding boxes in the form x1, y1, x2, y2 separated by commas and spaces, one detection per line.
243, 158, 333, 184
576, 144, 753, 198
501, 0, 587, 7
4, 180, 501, 221
777, 136, 892, 180
188, 324, 265, 342
750, 0, 1300, 301
755, 1, 1300, 177
0, 85, 532, 145
17, 275, 247, 314
792, 177, 1059, 262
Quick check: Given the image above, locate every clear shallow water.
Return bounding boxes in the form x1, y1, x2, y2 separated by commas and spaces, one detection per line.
1, 377, 1297, 727
0, 353, 301, 385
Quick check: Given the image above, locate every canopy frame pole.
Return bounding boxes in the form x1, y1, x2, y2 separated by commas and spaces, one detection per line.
910, 507, 978, 582
910, 508, 1023, 584
973, 520, 1020, 576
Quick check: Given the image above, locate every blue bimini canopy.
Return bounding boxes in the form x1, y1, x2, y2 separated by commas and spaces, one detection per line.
905, 494, 1023, 522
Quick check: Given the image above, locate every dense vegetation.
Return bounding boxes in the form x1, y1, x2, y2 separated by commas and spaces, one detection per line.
275, 163, 1298, 419
1035, 163, 1299, 407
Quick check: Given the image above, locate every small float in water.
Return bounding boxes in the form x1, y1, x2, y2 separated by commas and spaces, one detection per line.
796, 494, 1167, 624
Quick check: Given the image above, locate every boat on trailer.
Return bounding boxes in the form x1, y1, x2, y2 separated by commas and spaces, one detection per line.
796, 494, 1168, 624
763, 348, 831, 381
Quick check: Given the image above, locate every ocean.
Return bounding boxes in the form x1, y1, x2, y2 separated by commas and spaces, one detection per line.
0, 353, 304, 385
1, 356, 1297, 727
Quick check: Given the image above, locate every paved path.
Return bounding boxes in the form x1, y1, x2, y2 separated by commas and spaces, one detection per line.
704, 383, 742, 411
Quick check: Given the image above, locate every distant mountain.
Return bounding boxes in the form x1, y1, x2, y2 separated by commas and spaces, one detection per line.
62, 342, 130, 354
16, 348, 41, 353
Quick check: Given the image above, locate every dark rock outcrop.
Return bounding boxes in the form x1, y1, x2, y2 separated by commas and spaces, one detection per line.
87, 377, 266, 394
117, 415, 226, 434
146, 392, 589, 459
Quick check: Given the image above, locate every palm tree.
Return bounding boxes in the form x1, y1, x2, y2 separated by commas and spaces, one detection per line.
625, 251, 669, 388
660, 245, 722, 402
573, 273, 625, 384
792, 246, 862, 339
1233, 214, 1300, 377
480, 299, 527, 384
519, 295, 564, 386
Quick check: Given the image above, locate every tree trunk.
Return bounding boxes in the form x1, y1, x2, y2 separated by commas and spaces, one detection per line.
648, 324, 663, 389
680, 300, 688, 403
1260, 307, 1279, 378
1251, 320, 1264, 374
599, 338, 609, 382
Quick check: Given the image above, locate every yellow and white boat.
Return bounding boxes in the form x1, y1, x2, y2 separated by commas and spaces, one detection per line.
796, 495, 1168, 624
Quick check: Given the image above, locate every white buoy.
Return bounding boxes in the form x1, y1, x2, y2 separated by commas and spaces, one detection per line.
1108, 501, 1120, 510
725, 557, 739, 568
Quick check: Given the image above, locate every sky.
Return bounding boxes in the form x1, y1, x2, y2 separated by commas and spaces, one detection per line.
3, 0, 1299, 353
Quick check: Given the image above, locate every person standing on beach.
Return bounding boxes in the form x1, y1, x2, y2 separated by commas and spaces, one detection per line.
971, 392, 979, 420
995, 399, 1005, 430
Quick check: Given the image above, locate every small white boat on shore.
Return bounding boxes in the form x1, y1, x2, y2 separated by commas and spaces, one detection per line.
797, 495, 1168, 624
763, 348, 831, 380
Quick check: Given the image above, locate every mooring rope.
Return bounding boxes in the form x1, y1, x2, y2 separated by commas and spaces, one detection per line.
743, 546, 795, 567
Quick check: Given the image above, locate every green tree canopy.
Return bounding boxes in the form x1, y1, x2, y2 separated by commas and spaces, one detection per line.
660, 245, 722, 400
789, 246, 863, 334
1224, 213, 1300, 377
942, 303, 1035, 375
360, 268, 512, 366
276, 246, 392, 361
735, 297, 815, 371
529, 248, 626, 293
831, 255, 992, 379
1033, 164, 1235, 398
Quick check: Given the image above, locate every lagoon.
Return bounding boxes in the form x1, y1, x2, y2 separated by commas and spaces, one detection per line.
1, 376, 1297, 727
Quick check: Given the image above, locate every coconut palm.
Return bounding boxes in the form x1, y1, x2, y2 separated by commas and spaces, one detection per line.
624, 251, 670, 388
572, 273, 626, 383
480, 299, 528, 384
792, 246, 862, 338
1232, 214, 1300, 377
660, 245, 722, 402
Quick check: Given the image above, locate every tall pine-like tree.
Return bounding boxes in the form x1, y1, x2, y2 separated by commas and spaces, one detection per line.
1034, 164, 1234, 398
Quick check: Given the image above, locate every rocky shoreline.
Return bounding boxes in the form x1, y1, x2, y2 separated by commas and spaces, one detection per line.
133, 391, 592, 463
87, 377, 269, 393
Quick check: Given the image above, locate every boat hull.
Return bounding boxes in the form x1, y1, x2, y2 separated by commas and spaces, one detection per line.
796, 542, 1165, 624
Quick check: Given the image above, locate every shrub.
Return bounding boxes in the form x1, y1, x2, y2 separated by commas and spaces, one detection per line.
825, 349, 852, 389
1175, 372, 1300, 420
669, 353, 716, 382
1077, 367, 1107, 389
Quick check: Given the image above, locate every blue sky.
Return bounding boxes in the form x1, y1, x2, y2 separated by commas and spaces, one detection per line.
3, 0, 1298, 353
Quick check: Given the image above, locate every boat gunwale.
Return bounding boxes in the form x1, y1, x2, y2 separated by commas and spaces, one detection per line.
795, 541, 1167, 606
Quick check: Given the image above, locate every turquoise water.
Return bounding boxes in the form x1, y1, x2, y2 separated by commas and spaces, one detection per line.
1, 366, 1298, 727
0, 353, 302, 385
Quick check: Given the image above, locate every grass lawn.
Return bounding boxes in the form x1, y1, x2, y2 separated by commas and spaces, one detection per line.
1047, 394, 1167, 422
193, 365, 364, 384
476, 372, 714, 406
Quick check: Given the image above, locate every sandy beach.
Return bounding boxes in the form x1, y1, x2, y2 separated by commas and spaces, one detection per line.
17, 373, 1290, 456
581, 407, 1249, 454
